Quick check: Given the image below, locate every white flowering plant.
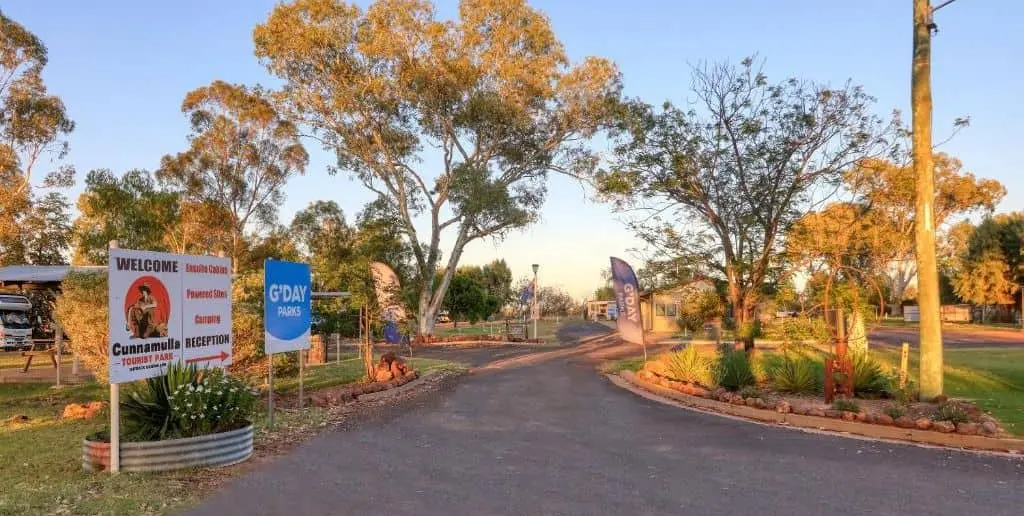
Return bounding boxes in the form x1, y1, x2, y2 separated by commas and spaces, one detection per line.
122, 361, 255, 441
167, 367, 256, 437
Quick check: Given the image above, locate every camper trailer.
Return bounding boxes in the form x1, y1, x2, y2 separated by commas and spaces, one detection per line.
0, 294, 32, 351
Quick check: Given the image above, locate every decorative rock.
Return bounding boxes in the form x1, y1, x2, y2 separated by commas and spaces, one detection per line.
62, 401, 107, 420
712, 388, 728, 400
914, 418, 933, 430
752, 398, 766, 409
6, 414, 29, 424
861, 413, 875, 424
981, 421, 998, 436
933, 394, 949, 404
933, 421, 956, 433
744, 397, 757, 407
823, 410, 842, 419
637, 370, 655, 380
841, 411, 856, 422
894, 416, 916, 429
875, 414, 894, 425
690, 386, 709, 398
808, 408, 826, 418
956, 422, 980, 435
776, 401, 792, 414
730, 397, 746, 406
855, 412, 869, 422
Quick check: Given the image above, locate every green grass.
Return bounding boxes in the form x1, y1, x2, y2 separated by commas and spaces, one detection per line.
879, 319, 1023, 332
274, 354, 467, 393
0, 355, 464, 514
873, 347, 1024, 435
434, 318, 569, 343
600, 357, 644, 374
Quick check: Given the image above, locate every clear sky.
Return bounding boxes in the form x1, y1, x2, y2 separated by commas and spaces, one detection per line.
5, 0, 1021, 299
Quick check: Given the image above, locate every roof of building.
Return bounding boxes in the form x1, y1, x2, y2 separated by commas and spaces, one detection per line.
0, 265, 106, 285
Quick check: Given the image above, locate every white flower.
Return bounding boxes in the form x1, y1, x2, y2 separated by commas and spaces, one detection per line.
190, 415, 196, 420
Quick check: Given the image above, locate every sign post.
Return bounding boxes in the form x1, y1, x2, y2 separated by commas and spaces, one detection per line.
264, 259, 312, 426
107, 244, 233, 473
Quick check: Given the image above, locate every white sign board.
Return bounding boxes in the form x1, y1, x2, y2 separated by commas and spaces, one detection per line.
108, 249, 232, 384
181, 255, 232, 367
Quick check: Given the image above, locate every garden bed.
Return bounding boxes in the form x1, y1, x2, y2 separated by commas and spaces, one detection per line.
412, 334, 544, 345
83, 423, 253, 473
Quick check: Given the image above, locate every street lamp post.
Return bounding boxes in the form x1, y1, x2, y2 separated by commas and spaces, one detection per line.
532, 264, 539, 340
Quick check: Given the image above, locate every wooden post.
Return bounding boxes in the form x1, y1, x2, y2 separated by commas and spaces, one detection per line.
899, 342, 910, 391
108, 240, 120, 473
54, 326, 63, 388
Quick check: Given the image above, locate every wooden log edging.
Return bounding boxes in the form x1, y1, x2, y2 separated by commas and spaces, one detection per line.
83, 424, 254, 472
614, 371, 1024, 454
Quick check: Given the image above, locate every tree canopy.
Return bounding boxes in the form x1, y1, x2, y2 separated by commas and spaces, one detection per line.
158, 81, 308, 271
0, 11, 75, 265
598, 57, 893, 347
253, 0, 622, 334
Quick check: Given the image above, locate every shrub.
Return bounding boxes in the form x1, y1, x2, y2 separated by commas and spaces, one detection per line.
933, 402, 969, 424
663, 346, 715, 386
737, 385, 760, 399
883, 403, 906, 419
760, 317, 829, 345
230, 270, 296, 378
122, 362, 255, 440
851, 351, 894, 396
831, 398, 860, 413
766, 354, 823, 394
122, 361, 201, 441
715, 349, 756, 391
168, 368, 255, 437
53, 271, 109, 383
676, 290, 723, 333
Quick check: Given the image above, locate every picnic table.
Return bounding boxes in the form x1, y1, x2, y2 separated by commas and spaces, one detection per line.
21, 339, 57, 372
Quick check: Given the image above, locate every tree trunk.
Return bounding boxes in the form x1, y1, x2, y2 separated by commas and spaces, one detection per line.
417, 276, 436, 336
913, 0, 944, 400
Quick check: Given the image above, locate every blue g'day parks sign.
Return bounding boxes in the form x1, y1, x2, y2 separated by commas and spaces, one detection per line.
264, 259, 312, 354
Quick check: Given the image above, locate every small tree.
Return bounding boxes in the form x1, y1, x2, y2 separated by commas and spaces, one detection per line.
677, 289, 722, 334
53, 271, 108, 382
599, 57, 893, 349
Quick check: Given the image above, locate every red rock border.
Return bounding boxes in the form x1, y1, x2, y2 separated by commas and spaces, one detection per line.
306, 370, 420, 408
615, 370, 1024, 454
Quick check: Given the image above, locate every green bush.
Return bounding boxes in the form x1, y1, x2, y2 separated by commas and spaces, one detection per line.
715, 349, 756, 391
122, 362, 255, 441
676, 290, 723, 333
831, 398, 860, 413
737, 385, 760, 399
122, 362, 200, 441
53, 271, 109, 383
760, 317, 830, 345
883, 403, 906, 419
933, 403, 969, 424
851, 351, 893, 396
766, 354, 823, 394
663, 346, 716, 386
231, 270, 297, 378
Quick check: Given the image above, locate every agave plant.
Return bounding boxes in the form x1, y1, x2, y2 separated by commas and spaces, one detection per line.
121, 362, 199, 441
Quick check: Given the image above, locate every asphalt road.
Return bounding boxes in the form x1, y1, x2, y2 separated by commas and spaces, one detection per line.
870, 326, 1024, 349
191, 322, 1024, 516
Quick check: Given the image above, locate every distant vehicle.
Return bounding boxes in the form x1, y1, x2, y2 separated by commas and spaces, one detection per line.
0, 294, 32, 351
436, 311, 451, 324
606, 303, 618, 321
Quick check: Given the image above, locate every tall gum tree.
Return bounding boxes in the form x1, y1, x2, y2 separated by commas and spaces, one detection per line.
0, 12, 75, 264
254, 0, 622, 335
597, 58, 894, 349
158, 81, 309, 272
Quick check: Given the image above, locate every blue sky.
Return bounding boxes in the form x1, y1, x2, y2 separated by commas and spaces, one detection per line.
5, 0, 1022, 299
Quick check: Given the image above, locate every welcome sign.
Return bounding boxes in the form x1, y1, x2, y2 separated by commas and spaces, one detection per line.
108, 249, 232, 384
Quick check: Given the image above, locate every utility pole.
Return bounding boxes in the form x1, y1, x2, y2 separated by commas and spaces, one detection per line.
913, 0, 956, 400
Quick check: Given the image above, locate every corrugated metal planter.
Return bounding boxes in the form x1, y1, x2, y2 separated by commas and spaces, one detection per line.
82, 424, 253, 472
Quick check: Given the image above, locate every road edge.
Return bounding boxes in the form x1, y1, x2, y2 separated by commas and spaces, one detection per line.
608, 370, 1024, 457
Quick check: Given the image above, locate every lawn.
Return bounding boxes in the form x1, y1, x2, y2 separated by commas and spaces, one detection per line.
872, 347, 1024, 436
878, 318, 1023, 332
434, 318, 571, 343
0, 354, 465, 515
